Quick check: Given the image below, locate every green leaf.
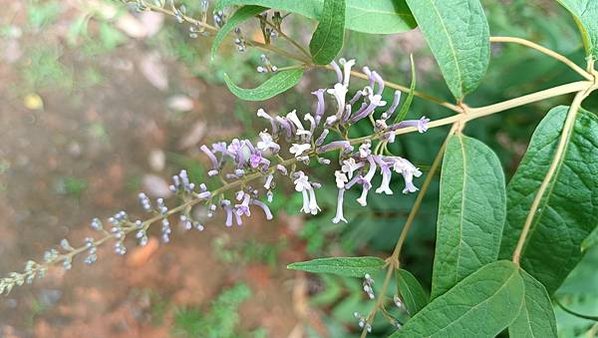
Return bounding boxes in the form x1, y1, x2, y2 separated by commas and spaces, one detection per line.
391, 261, 524, 337
555, 0, 598, 60
393, 54, 416, 124
396, 269, 429, 315
287, 256, 385, 277
499, 106, 598, 294
405, 0, 490, 100
309, 0, 345, 65
223, 69, 304, 101
211, 5, 266, 61
431, 134, 506, 298
215, 0, 416, 34
509, 269, 558, 338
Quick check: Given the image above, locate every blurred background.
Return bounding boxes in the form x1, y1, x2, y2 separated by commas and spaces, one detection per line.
0, 0, 596, 337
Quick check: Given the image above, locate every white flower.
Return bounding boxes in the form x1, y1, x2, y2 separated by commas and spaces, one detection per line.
341, 158, 363, 179
332, 189, 347, 224
356, 157, 377, 206
375, 160, 394, 195
308, 188, 320, 215
256, 108, 271, 120
359, 143, 372, 158
392, 157, 423, 194
286, 110, 305, 130
256, 131, 280, 153
290, 143, 311, 157
294, 172, 319, 215
335, 170, 348, 189
340, 58, 356, 87
368, 93, 387, 107
327, 83, 348, 118
304, 113, 316, 133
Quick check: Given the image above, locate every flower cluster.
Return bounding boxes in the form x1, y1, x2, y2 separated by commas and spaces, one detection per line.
0, 58, 429, 295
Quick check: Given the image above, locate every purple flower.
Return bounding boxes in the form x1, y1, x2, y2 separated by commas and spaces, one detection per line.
382, 91, 401, 120
341, 158, 363, 179
316, 140, 352, 154
311, 89, 326, 124
256, 132, 280, 153
257, 108, 278, 134
374, 156, 393, 195
350, 93, 387, 123
222, 200, 233, 227
388, 116, 430, 134
235, 191, 251, 217
356, 156, 377, 206
362, 66, 375, 89
251, 200, 273, 220
264, 174, 274, 189
315, 129, 329, 146
200, 145, 220, 176
249, 152, 270, 169
372, 70, 385, 96
331, 60, 343, 83
391, 156, 423, 194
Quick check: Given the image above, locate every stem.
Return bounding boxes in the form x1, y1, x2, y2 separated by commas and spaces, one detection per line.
340, 67, 463, 113
512, 88, 593, 265
390, 126, 455, 263
263, 19, 312, 60
490, 36, 593, 81
359, 126, 455, 338
360, 266, 394, 338
468, 81, 591, 118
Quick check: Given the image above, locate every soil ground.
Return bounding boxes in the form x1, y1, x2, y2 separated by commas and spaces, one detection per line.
0, 1, 312, 337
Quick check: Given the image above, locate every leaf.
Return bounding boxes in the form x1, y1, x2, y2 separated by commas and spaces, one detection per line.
211, 5, 266, 61
309, 0, 345, 65
431, 134, 506, 298
405, 0, 490, 100
499, 106, 598, 294
393, 54, 416, 124
223, 69, 304, 101
390, 261, 524, 337
509, 269, 558, 338
287, 256, 385, 277
215, 0, 416, 35
555, 0, 598, 60
396, 269, 429, 315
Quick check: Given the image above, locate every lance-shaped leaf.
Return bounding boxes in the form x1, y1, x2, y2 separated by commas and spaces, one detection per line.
215, 0, 416, 34
309, 0, 345, 65
287, 256, 385, 277
211, 5, 266, 61
223, 69, 304, 101
555, 0, 598, 60
431, 134, 506, 298
396, 269, 429, 315
499, 106, 598, 294
405, 0, 490, 100
509, 269, 558, 338
391, 261, 524, 337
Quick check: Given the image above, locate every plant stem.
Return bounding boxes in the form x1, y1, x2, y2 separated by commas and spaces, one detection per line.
359, 127, 454, 337
490, 36, 593, 81
390, 126, 455, 263
360, 265, 394, 338
343, 67, 463, 113
512, 86, 595, 265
